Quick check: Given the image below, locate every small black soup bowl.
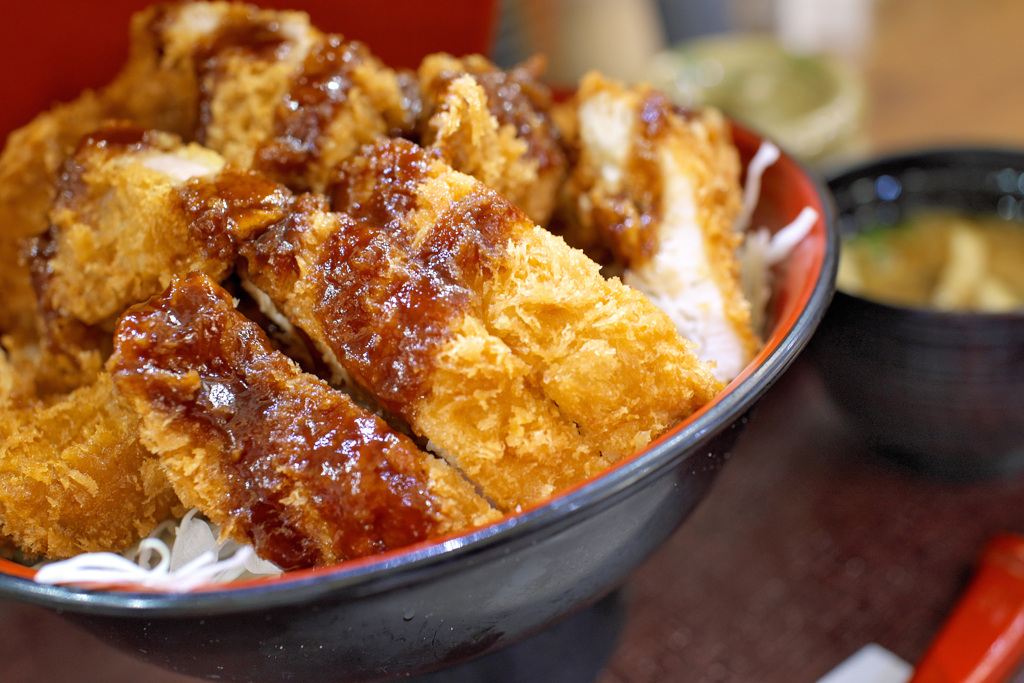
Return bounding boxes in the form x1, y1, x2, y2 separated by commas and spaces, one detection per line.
0, 125, 836, 682
811, 147, 1024, 478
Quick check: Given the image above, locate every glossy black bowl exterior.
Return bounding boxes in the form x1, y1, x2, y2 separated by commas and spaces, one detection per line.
0, 127, 837, 682
0, 411, 756, 683
65, 422, 744, 682
812, 148, 1024, 477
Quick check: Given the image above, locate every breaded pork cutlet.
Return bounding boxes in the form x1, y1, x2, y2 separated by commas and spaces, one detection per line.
110, 272, 497, 570
0, 1, 562, 348
233, 138, 719, 508
26, 128, 609, 510
131, 1, 418, 193
0, 95, 111, 347
237, 181, 601, 510
555, 73, 756, 381
0, 3, 207, 346
0, 371, 182, 559
418, 54, 567, 226
0, 1, 413, 349
25, 122, 254, 361
0, 21, 209, 348
329, 139, 723, 462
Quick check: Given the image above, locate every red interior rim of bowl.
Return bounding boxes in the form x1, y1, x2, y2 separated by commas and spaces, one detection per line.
0, 123, 835, 595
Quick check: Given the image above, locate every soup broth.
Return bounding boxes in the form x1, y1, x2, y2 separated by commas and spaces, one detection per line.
837, 210, 1024, 311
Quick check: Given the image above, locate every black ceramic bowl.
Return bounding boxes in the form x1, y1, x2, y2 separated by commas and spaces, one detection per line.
0, 126, 836, 682
811, 148, 1024, 478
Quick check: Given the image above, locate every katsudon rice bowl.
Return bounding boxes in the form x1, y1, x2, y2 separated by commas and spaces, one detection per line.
0, 2, 836, 680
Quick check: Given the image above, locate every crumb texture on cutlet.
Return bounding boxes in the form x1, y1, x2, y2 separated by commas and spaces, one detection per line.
0, 94, 110, 346
237, 177, 602, 511
0, 372, 182, 559
127, 1, 417, 193
110, 272, 496, 569
0, 1, 748, 568
332, 138, 724, 462
418, 53, 567, 225
554, 72, 757, 380
30, 125, 227, 335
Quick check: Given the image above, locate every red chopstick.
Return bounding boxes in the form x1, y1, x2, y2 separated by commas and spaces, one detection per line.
910, 532, 1024, 683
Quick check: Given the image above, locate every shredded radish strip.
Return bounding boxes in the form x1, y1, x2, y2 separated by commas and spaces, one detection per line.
33, 509, 281, 592
736, 141, 781, 234
764, 206, 818, 266
740, 205, 819, 334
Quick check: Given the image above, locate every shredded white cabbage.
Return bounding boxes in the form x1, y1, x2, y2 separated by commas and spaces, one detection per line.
740, 207, 819, 335
730, 140, 819, 335
736, 141, 782, 234
33, 509, 281, 592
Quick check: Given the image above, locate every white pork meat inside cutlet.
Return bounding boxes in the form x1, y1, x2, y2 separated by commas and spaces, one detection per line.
555, 72, 757, 382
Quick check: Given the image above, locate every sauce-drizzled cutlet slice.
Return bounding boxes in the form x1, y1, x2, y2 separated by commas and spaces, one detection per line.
0, 1, 313, 346
130, 0, 418, 193
555, 73, 756, 381
418, 53, 567, 226
328, 138, 723, 462
238, 186, 601, 511
24, 122, 288, 361
0, 371, 181, 559
137, 3, 563, 214
0, 93, 110, 347
109, 272, 497, 570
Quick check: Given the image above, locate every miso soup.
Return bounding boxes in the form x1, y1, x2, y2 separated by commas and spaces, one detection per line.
837, 210, 1024, 311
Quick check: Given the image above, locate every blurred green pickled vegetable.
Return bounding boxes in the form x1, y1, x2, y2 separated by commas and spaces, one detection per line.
648, 35, 866, 167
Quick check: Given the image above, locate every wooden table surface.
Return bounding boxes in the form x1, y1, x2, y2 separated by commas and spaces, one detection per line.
862, 0, 1024, 154
5, 1, 1024, 681
600, 358, 1024, 682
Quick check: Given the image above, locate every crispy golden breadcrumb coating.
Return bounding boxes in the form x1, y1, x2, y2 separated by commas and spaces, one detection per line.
418, 53, 567, 225
0, 94, 110, 347
0, 1, 415, 353
237, 186, 601, 510
26, 124, 229, 359
0, 2, 749, 568
555, 72, 757, 381
128, 1, 417, 193
0, 372, 182, 559
330, 138, 723, 463
110, 272, 496, 569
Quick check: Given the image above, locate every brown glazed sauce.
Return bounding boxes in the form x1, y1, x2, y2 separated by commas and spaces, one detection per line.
111, 272, 440, 570
310, 216, 472, 410
328, 137, 436, 236
254, 35, 369, 187
189, 12, 291, 145
242, 192, 327, 287
598, 89, 671, 267
55, 122, 156, 211
320, 140, 517, 408
419, 186, 521, 289
175, 167, 295, 263
242, 190, 473, 410
430, 56, 566, 174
